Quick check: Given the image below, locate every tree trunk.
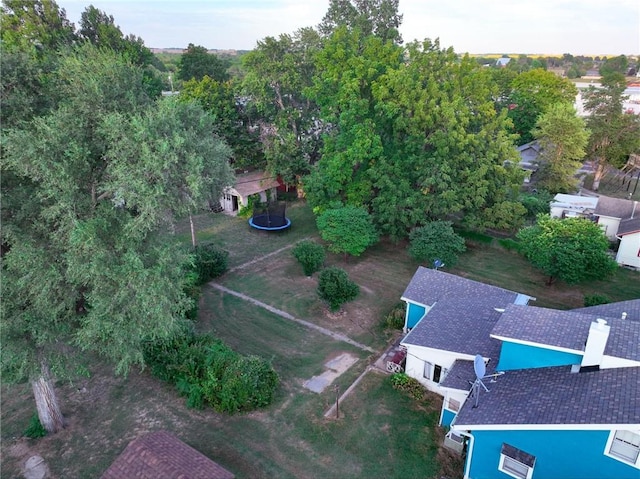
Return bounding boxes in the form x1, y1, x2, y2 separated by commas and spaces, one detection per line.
32, 362, 65, 434
592, 158, 606, 191
189, 214, 197, 248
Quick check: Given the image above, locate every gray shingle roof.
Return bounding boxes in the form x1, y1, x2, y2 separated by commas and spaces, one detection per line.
594, 196, 636, 219
402, 297, 510, 357
617, 216, 640, 235
439, 357, 501, 390
453, 366, 640, 427
572, 299, 640, 322
491, 304, 640, 361
401, 267, 522, 306
101, 431, 235, 479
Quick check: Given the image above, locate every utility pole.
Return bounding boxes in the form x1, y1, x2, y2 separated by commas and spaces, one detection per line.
334, 385, 340, 419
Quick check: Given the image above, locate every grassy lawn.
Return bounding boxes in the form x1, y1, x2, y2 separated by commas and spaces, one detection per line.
2, 200, 638, 478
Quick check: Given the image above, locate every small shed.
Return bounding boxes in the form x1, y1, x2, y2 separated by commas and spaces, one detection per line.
550, 194, 598, 219
221, 171, 279, 214
615, 217, 640, 269
101, 430, 235, 479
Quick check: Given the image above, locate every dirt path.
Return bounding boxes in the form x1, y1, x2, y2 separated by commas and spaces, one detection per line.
228, 237, 313, 273
207, 283, 376, 353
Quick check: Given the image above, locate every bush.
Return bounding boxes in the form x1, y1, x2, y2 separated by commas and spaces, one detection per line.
584, 294, 611, 307
408, 221, 466, 268
292, 240, 325, 276
24, 413, 47, 439
389, 373, 428, 401
193, 243, 228, 284
143, 332, 279, 413
384, 303, 406, 330
520, 190, 554, 220
317, 267, 359, 312
316, 206, 379, 257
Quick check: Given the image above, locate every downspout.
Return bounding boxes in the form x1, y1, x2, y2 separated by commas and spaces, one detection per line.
456, 430, 475, 479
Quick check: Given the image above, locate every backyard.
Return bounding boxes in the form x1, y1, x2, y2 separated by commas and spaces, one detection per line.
2, 201, 639, 478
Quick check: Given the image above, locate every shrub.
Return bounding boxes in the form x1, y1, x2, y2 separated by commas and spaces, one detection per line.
389, 373, 428, 401
384, 302, 406, 330
193, 243, 228, 284
143, 331, 279, 413
317, 267, 359, 312
316, 206, 379, 257
408, 221, 466, 268
584, 294, 611, 307
24, 413, 47, 439
520, 190, 554, 220
292, 240, 325, 276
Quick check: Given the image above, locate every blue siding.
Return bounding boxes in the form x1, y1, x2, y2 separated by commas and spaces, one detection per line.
497, 341, 583, 371
406, 302, 426, 329
467, 430, 637, 479
441, 408, 456, 427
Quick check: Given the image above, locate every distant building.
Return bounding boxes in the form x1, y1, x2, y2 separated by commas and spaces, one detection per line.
496, 57, 512, 68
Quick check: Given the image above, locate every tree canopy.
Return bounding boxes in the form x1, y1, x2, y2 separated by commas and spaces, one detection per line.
316, 205, 379, 258
177, 43, 230, 82
517, 214, 617, 285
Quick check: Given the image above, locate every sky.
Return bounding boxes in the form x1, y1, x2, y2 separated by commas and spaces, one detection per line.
58, 0, 640, 55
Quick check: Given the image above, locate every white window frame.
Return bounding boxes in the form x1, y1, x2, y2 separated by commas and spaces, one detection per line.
422, 361, 447, 384
499, 444, 535, 479
604, 430, 640, 469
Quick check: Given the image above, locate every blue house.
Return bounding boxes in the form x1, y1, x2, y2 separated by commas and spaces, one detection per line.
399, 268, 640, 479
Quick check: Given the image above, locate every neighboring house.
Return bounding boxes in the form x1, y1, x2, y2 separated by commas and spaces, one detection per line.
496, 57, 512, 68
616, 217, 640, 268
101, 430, 235, 479
221, 171, 279, 214
516, 141, 541, 183
398, 268, 640, 479
550, 193, 639, 241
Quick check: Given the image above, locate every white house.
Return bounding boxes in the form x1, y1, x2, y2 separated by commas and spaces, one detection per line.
616, 217, 640, 269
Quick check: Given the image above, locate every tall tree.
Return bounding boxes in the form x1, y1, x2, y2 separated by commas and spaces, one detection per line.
1, 0, 76, 53
583, 73, 640, 190
242, 28, 323, 184
533, 102, 590, 193
177, 43, 230, 82
1, 45, 232, 433
506, 69, 578, 145
318, 0, 403, 44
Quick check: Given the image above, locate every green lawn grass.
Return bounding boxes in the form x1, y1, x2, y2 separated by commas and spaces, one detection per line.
2, 200, 638, 479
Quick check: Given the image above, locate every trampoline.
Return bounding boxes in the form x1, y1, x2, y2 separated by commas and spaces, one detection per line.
249, 201, 291, 231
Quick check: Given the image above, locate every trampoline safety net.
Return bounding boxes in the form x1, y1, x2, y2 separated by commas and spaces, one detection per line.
251, 201, 288, 228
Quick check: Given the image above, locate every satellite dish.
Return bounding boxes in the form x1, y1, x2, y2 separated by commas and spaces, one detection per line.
433, 259, 444, 270
471, 354, 489, 408
474, 354, 486, 379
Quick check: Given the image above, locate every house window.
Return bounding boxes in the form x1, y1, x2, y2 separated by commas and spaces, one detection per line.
447, 397, 460, 412
499, 443, 535, 479
423, 362, 447, 384
605, 430, 640, 467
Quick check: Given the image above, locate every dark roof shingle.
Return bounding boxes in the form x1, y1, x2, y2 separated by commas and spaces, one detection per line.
101, 431, 235, 479
453, 366, 640, 427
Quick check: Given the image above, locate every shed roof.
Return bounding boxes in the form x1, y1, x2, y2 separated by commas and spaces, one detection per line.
617, 216, 640, 236
101, 430, 235, 479
229, 171, 279, 198
453, 365, 640, 427
594, 196, 637, 219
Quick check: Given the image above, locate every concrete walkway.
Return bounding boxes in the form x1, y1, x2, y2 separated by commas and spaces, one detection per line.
207, 283, 375, 353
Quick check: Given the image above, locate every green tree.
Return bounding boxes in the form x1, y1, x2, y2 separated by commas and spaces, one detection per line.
1, 0, 76, 53
317, 267, 360, 312
507, 69, 578, 145
316, 206, 379, 258
177, 43, 230, 82
1, 45, 231, 433
583, 73, 640, 190
533, 102, 590, 193
242, 28, 323, 184
517, 214, 617, 285
599, 55, 628, 77
292, 240, 326, 276
318, 0, 403, 44
408, 221, 466, 268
